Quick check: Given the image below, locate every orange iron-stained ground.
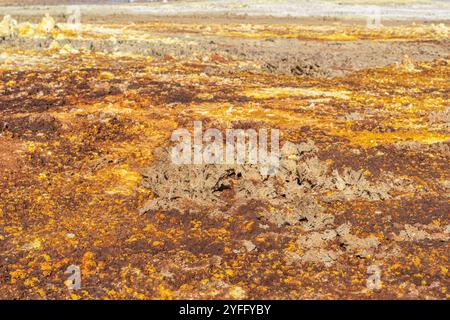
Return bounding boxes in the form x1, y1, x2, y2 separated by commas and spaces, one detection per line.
0, 12, 449, 299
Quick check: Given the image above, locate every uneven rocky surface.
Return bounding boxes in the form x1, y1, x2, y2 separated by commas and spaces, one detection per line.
0, 8, 449, 299
1, 22, 449, 78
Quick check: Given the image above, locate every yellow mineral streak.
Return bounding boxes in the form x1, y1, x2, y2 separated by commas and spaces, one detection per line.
243, 87, 350, 99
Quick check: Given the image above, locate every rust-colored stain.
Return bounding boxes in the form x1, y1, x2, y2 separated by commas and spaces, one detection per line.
0, 15, 449, 300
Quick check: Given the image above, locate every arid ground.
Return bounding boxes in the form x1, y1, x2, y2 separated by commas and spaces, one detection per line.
0, 1, 449, 299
